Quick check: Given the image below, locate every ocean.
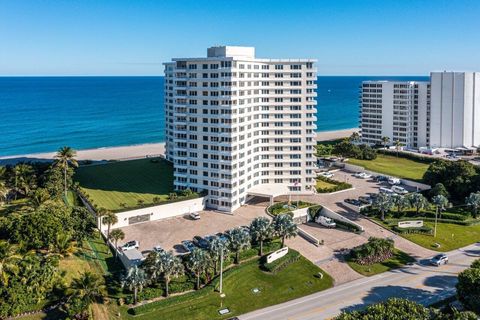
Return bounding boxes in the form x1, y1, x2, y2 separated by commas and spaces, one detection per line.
0, 76, 429, 157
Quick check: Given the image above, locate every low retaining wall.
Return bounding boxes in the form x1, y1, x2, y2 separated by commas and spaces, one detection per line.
291, 207, 309, 224
106, 197, 207, 231
298, 227, 320, 246
320, 206, 364, 232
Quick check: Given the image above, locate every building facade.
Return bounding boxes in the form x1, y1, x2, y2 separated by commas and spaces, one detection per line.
164, 46, 317, 212
360, 71, 479, 149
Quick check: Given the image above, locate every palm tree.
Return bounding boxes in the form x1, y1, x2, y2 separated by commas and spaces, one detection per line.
0, 181, 8, 206
13, 164, 35, 198
121, 265, 148, 305
187, 248, 212, 290
102, 211, 118, 238
54, 146, 78, 198
162, 251, 184, 297
381, 136, 390, 149
273, 214, 298, 247
408, 193, 428, 216
52, 233, 76, 257
69, 271, 105, 309
373, 193, 393, 221
227, 227, 251, 264
108, 229, 125, 259
208, 237, 229, 275
30, 187, 51, 208
96, 207, 108, 228
432, 195, 448, 237
391, 194, 410, 218
249, 217, 273, 255
466, 192, 480, 219
350, 132, 360, 143
394, 140, 404, 157
0, 241, 21, 285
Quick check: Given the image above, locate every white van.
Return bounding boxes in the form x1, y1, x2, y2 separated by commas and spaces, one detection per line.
392, 186, 408, 195
388, 177, 401, 185
315, 216, 336, 228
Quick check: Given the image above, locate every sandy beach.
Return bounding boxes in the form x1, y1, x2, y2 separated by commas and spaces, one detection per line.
0, 128, 358, 165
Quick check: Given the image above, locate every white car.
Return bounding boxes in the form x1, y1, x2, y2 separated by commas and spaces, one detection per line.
319, 172, 334, 179
121, 240, 139, 251
315, 216, 336, 228
355, 172, 372, 179
430, 254, 448, 266
189, 212, 201, 220
392, 186, 408, 195
379, 187, 394, 194
388, 177, 401, 185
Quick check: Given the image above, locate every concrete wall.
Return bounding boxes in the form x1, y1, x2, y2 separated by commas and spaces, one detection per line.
319, 206, 364, 232
103, 197, 206, 231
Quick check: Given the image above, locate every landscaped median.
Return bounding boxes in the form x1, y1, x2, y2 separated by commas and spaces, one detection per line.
315, 176, 352, 193
346, 237, 415, 277
121, 249, 333, 320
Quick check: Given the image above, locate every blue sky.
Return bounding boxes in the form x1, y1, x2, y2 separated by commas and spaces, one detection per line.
1, 0, 479, 76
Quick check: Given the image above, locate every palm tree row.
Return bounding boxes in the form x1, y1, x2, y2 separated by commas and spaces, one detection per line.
122, 213, 298, 304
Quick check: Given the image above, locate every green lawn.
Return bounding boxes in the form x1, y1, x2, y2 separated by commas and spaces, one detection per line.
269, 201, 314, 215
74, 157, 175, 211
122, 256, 333, 320
348, 154, 429, 182
316, 179, 337, 189
401, 222, 480, 252
347, 249, 415, 276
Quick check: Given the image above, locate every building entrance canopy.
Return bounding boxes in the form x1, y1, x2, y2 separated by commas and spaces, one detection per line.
247, 184, 290, 205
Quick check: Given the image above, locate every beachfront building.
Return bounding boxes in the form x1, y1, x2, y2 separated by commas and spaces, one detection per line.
360, 71, 480, 149
164, 46, 317, 212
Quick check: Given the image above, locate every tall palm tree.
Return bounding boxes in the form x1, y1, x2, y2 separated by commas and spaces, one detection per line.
69, 271, 105, 308
273, 214, 298, 247
466, 192, 480, 219
373, 193, 393, 221
391, 194, 410, 218
54, 146, 78, 198
0, 241, 21, 286
381, 136, 390, 149
95, 207, 108, 228
408, 193, 428, 216
160, 251, 184, 297
432, 195, 448, 237
208, 237, 230, 275
249, 217, 273, 255
394, 140, 404, 157
350, 132, 360, 144
187, 248, 212, 290
227, 227, 251, 264
13, 164, 35, 198
122, 265, 148, 305
108, 229, 125, 259
102, 211, 118, 238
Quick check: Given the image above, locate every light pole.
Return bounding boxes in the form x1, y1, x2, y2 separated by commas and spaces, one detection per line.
434, 206, 439, 238
219, 246, 224, 294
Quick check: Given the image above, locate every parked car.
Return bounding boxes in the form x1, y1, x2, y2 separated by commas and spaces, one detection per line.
354, 172, 371, 179
189, 212, 201, 220
319, 171, 334, 179
374, 175, 388, 182
380, 187, 395, 194
121, 240, 139, 251
315, 216, 336, 228
204, 234, 217, 243
359, 196, 373, 205
193, 236, 210, 249
388, 177, 401, 185
392, 185, 408, 195
153, 245, 164, 253
345, 198, 362, 206
181, 240, 196, 253
215, 232, 229, 243
430, 254, 449, 266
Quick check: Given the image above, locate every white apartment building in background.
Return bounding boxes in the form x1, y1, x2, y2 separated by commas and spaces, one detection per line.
360, 71, 480, 149
164, 46, 317, 213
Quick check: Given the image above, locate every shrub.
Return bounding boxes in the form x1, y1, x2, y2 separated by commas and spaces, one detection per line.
307, 205, 323, 221
315, 176, 352, 193
350, 237, 394, 265
335, 219, 363, 233
262, 249, 300, 274
392, 225, 433, 235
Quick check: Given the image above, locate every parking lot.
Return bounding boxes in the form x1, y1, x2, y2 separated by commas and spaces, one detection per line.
117, 200, 268, 255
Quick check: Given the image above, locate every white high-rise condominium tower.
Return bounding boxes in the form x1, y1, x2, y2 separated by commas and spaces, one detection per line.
164, 46, 317, 213
360, 71, 479, 149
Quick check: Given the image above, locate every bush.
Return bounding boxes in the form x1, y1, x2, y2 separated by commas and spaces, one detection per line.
262, 249, 300, 274
457, 267, 480, 314
307, 205, 323, 221
392, 225, 433, 235
350, 237, 394, 265
377, 149, 437, 164
267, 201, 313, 216
335, 219, 363, 233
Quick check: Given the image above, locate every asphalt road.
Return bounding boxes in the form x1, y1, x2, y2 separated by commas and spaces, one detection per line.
240, 243, 480, 320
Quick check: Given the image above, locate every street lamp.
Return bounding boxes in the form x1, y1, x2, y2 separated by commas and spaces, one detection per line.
219, 246, 224, 294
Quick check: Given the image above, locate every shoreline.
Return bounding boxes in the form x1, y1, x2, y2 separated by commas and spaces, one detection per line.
0, 128, 358, 165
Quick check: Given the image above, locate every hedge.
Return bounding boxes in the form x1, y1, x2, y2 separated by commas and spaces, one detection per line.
267, 201, 314, 216
262, 249, 300, 274
315, 176, 352, 193
335, 219, 364, 233
385, 217, 480, 227
392, 225, 433, 235
377, 149, 440, 164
